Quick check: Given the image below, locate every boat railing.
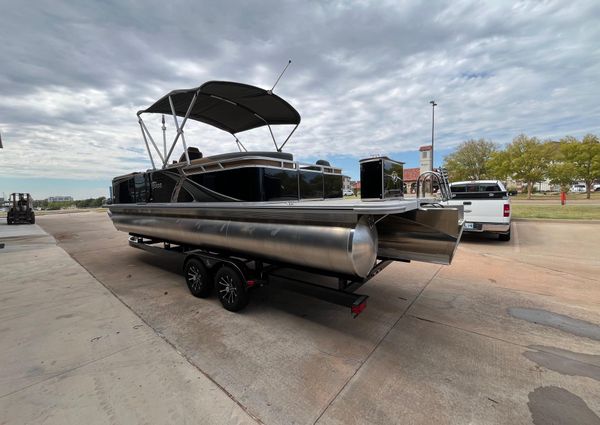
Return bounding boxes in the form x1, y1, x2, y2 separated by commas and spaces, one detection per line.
177, 153, 344, 201
181, 155, 342, 176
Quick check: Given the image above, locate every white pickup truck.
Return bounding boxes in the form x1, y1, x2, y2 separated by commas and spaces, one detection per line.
444, 180, 512, 241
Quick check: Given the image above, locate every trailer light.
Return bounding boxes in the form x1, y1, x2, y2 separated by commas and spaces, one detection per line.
503, 204, 510, 217
351, 300, 367, 318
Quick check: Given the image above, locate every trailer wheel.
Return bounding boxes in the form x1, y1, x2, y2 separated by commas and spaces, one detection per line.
215, 265, 249, 312
184, 257, 213, 298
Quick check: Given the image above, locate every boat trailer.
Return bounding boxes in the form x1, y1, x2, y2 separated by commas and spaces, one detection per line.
128, 235, 399, 318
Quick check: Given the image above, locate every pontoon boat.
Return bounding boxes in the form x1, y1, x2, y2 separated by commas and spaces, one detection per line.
107, 80, 464, 314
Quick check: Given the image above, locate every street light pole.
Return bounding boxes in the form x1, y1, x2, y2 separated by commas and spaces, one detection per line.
430, 100, 437, 171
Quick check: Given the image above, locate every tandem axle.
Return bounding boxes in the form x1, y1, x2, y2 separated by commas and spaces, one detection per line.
128, 235, 397, 318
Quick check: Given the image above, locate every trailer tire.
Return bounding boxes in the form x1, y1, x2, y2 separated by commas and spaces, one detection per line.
184, 257, 213, 298
215, 265, 249, 312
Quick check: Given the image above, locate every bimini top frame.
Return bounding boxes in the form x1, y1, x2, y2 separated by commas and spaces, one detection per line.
136, 81, 301, 169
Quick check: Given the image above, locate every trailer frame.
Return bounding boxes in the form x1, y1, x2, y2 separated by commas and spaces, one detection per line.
128, 235, 400, 318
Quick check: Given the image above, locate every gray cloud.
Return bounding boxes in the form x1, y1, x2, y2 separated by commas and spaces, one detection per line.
1, 0, 599, 179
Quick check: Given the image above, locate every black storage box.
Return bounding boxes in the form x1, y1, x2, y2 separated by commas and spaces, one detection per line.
359, 157, 404, 199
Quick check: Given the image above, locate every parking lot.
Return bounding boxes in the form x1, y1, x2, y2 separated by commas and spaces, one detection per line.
1, 212, 599, 424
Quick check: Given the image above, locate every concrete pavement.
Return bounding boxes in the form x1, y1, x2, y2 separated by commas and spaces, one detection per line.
3, 212, 600, 424
0, 219, 258, 425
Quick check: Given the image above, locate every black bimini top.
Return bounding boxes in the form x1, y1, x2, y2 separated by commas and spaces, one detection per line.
138, 81, 301, 134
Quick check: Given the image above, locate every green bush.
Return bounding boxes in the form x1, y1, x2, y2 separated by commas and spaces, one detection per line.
46, 201, 72, 210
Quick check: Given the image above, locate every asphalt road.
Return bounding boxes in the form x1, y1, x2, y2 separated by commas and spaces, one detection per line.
2, 212, 599, 424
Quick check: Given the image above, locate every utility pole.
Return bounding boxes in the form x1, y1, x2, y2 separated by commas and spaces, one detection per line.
430, 100, 437, 171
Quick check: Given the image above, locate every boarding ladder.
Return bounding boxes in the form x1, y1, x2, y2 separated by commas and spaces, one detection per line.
416, 168, 453, 201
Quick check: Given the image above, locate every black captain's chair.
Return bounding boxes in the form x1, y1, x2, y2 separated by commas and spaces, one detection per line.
179, 147, 202, 162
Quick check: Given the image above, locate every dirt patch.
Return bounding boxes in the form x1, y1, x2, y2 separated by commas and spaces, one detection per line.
54, 232, 76, 241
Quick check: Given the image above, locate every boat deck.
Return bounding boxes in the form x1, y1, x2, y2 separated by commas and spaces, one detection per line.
261, 197, 428, 213
108, 197, 435, 226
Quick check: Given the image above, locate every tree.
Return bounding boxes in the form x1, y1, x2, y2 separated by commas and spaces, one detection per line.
560, 134, 600, 199
489, 134, 552, 199
548, 161, 576, 193
546, 140, 573, 193
443, 138, 497, 181
92, 197, 106, 207
74, 197, 106, 209
33, 199, 48, 209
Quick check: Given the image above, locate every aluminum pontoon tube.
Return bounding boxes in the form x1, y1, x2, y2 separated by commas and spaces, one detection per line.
109, 213, 378, 278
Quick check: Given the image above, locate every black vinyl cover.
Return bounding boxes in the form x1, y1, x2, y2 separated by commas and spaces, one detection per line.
139, 81, 301, 134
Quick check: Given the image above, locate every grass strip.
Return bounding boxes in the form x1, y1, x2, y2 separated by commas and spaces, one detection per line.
512, 204, 600, 220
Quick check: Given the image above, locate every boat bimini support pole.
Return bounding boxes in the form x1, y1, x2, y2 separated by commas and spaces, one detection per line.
138, 119, 156, 170
278, 123, 299, 152
161, 115, 167, 158
139, 118, 165, 165
164, 91, 199, 167
234, 136, 248, 152
253, 114, 279, 151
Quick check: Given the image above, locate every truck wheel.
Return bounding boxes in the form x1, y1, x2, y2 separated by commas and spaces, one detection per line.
215, 265, 249, 312
30, 213, 35, 224
498, 229, 511, 241
184, 258, 213, 298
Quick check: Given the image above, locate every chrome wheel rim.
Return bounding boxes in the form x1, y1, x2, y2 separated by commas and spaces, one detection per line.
187, 265, 203, 292
218, 274, 237, 305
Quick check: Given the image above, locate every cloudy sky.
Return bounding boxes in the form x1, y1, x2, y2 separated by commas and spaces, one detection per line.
1, 0, 599, 199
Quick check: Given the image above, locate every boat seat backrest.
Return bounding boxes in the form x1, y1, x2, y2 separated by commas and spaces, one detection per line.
187, 151, 294, 166
179, 147, 203, 162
